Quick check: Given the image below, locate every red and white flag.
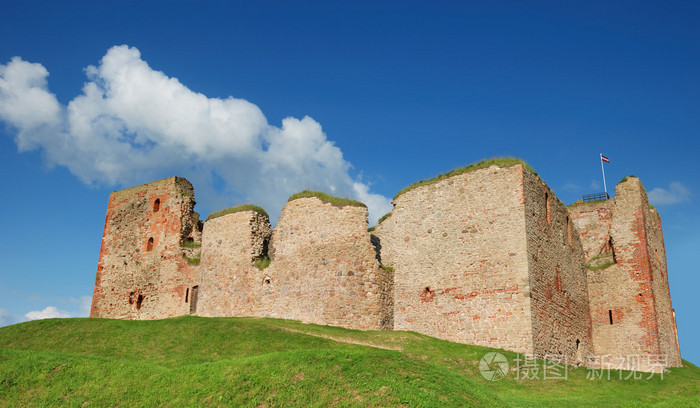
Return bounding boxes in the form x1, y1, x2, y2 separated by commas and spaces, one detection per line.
600, 154, 610, 163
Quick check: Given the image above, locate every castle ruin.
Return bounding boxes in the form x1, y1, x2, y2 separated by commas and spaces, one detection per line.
90, 160, 681, 372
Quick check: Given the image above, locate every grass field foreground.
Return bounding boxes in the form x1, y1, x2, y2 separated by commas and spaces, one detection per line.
0, 317, 698, 407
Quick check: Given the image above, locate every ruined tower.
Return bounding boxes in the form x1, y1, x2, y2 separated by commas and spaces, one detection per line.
90, 177, 202, 319
569, 176, 682, 370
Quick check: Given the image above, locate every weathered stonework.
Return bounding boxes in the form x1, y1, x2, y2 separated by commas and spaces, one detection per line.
373, 164, 592, 364
254, 197, 392, 330
197, 210, 271, 317
522, 170, 592, 364
373, 165, 534, 352
91, 165, 681, 372
90, 177, 202, 319
569, 177, 681, 371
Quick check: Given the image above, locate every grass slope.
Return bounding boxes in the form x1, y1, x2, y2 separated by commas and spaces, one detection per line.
0, 317, 698, 407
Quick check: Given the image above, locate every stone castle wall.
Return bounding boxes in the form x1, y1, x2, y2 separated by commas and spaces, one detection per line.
373, 165, 534, 353
256, 197, 392, 330
197, 210, 271, 317
569, 177, 681, 369
196, 198, 392, 330
90, 165, 681, 371
522, 171, 592, 363
645, 207, 682, 366
90, 177, 202, 319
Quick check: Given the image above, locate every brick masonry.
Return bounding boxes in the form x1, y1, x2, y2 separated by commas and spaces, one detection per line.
90, 177, 202, 319
569, 177, 681, 371
91, 167, 681, 372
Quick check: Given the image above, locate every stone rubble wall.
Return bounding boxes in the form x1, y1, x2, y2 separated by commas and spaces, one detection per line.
522, 171, 593, 364
252, 197, 391, 330
373, 165, 534, 353
645, 207, 682, 366
197, 211, 271, 317
90, 177, 201, 319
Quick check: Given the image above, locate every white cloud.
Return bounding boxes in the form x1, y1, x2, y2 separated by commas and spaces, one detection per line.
69, 296, 93, 317
590, 180, 601, 190
25, 306, 72, 320
0, 45, 391, 224
648, 182, 691, 206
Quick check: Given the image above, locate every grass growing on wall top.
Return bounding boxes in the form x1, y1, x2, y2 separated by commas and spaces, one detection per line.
377, 212, 392, 224
206, 204, 269, 222
619, 175, 637, 184
0, 317, 698, 407
394, 157, 536, 199
567, 199, 609, 208
368, 212, 393, 232
288, 190, 366, 208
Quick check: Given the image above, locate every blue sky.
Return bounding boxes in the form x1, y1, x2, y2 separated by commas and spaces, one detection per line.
0, 1, 698, 365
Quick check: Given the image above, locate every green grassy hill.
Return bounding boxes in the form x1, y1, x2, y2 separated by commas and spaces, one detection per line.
0, 317, 698, 407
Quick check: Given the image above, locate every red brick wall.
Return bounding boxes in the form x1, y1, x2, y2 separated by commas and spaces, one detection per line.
90, 177, 201, 319
569, 177, 681, 370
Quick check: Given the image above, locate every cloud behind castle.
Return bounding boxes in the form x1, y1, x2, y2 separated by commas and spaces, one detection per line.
0, 45, 391, 224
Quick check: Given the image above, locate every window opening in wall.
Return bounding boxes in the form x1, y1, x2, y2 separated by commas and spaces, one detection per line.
153, 198, 160, 212
185, 288, 189, 303
545, 192, 551, 225
147, 237, 154, 251
263, 277, 271, 285
136, 294, 144, 310
609, 310, 613, 325
576, 339, 580, 349
189, 286, 199, 314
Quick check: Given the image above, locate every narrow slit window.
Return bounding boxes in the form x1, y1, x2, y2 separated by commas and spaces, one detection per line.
146, 237, 154, 251
185, 288, 189, 303
609, 310, 613, 325
136, 294, 144, 310
153, 198, 160, 212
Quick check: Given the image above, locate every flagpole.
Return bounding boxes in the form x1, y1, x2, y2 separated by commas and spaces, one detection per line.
600, 154, 607, 196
